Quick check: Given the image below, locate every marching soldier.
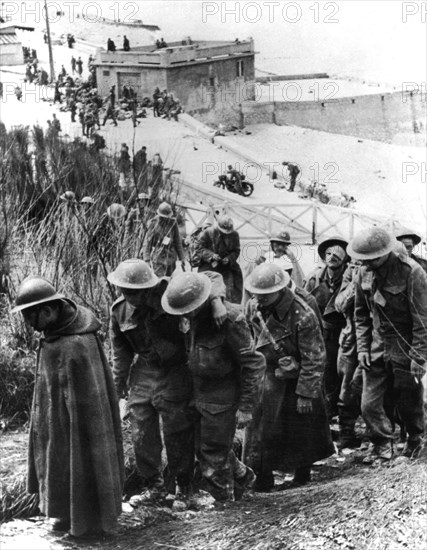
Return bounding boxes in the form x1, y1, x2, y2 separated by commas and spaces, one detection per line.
349, 226, 427, 462
245, 263, 334, 491
162, 272, 265, 501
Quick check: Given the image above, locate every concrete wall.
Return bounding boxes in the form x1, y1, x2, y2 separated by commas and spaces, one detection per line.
0, 43, 23, 65
95, 65, 167, 99
239, 91, 426, 145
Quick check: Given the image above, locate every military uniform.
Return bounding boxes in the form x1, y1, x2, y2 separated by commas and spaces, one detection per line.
197, 226, 243, 304
355, 252, 427, 448
411, 253, 427, 274
110, 279, 193, 490
304, 264, 347, 418
245, 292, 334, 486
335, 264, 363, 442
142, 216, 185, 277
186, 302, 265, 501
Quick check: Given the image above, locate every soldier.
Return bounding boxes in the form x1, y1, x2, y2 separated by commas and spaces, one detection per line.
304, 236, 349, 420
395, 227, 427, 274
265, 230, 305, 287
349, 226, 427, 462
196, 215, 243, 304
245, 263, 334, 491
108, 260, 227, 506
11, 277, 124, 538
142, 202, 186, 277
334, 261, 363, 448
161, 272, 265, 502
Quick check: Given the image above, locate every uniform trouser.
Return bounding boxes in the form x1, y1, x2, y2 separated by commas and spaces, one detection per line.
194, 402, 246, 501
129, 389, 194, 489
337, 350, 361, 433
324, 326, 342, 419
361, 356, 424, 445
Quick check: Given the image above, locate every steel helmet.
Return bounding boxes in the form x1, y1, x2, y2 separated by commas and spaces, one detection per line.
107, 203, 126, 220
11, 277, 65, 313
81, 196, 95, 204
270, 230, 291, 245
318, 236, 349, 261
395, 226, 421, 245
244, 263, 290, 295
60, 190, 76, 202
107, 259, 159, 289
347, 226, 395, 260
217, 215, 234, 234
161, 272, 212, 315
157, 202, 174, 218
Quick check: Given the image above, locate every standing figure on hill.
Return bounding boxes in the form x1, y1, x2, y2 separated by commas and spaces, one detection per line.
133, 145, 147, 190
70, 55, 76, 74
123, 35, 130, 51
142, 202, 186, 277
118, 143, 132, 203
196, 215, 243, 304
76, 56, 83, 77
282, 161, 300, 192
11, 277, 124, 538
304, 237, 349, 420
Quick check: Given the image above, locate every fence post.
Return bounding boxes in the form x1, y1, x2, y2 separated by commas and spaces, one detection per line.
312, 206, 317, 244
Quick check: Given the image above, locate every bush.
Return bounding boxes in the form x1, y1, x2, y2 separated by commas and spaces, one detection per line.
0, 475, 39, 523
0, 347, 35, 429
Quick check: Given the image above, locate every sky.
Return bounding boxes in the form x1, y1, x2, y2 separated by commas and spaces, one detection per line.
5, 1, 425, 85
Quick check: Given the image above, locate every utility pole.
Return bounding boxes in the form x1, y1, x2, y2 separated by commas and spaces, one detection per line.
44, 0, 55, 83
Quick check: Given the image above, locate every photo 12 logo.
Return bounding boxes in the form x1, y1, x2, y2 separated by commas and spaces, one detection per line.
1, 2, 140, 24
201, 2, 340, 24
402, 2, 427, 22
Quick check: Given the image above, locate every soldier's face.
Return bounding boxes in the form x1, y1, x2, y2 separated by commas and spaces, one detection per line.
400, 238, 414, 255
121, 288, 149, 307
272, 242, 288, 257
361, 254, 389, 271
325, 246, 346, 269
253, 290, 282, 308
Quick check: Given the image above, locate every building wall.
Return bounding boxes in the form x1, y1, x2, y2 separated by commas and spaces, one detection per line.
95, 65, 167, 98
0, 43, 23, 65
237, 91, 426, 145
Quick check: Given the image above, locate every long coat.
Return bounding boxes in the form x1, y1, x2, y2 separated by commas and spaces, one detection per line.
245, 290, 334, 472
27, 301, 124, 537
196, 226, 243, 304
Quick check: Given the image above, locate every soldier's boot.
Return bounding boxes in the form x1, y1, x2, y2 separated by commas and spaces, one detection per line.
234, 466, 256, 501
172, 484, 194, 512
401, 437, 423, 459
338, 425, 362, 449
253, 470, 275, 492
291, 466, 311, 487
362, 441, 393, 465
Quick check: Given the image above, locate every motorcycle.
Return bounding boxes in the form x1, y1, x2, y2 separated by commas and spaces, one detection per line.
213, 173, 254, 197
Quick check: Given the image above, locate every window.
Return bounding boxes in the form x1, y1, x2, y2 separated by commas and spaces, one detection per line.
236, 60, 244, 77
103, 70, 110, 76
209, 77, 215, 87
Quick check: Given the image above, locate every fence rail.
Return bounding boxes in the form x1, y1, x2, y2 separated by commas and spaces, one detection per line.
172, 176, 392, 244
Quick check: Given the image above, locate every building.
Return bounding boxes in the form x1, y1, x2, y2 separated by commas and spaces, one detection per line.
0, 24, 34, 66
93, 39, 256, 118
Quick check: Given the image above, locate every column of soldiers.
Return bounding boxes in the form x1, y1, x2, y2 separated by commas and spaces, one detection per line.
10, 214, 427, 539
